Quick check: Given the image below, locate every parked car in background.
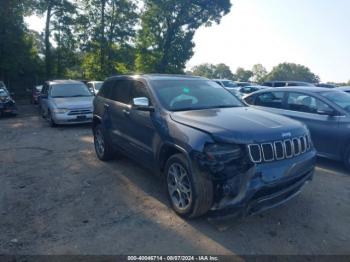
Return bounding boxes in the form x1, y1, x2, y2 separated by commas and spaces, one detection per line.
262, 81, 315, 87
316, 83, 337, 88
93, 74, 316, 218
238, 85, 270, 95
40, 80, 93, 127
244, 87, 350, 169
338, 86, 350, 94
235, 81, 254, 87
30, 85, 43, 104
213, 79, 239, 89
87, 81, 103, 95
0, 81, 17, 116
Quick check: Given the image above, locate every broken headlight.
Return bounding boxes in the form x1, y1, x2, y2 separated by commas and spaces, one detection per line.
204, 143, 242, 163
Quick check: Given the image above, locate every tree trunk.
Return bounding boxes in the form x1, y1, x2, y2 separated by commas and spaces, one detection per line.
100, 0, 106, 75
45, 1, 52, 79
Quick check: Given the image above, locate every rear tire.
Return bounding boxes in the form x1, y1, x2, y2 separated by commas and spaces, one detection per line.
93, 124, 114, 161
344, 146, 350, 171
165, 154, 213, 218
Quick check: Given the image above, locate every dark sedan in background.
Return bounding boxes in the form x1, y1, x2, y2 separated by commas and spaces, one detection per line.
0, 82, 17, 117
244, 87, 350, 170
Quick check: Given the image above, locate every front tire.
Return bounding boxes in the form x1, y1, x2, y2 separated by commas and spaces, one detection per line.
165, 154, 213, 218
93, 124, 114, 161
47, 110, 57, 127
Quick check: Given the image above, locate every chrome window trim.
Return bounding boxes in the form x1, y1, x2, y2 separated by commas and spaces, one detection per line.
261, 143, 274, 162
274, 141, 285, 160
248, 144, 262, 163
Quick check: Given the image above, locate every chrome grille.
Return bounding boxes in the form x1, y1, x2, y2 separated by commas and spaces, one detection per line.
68, 109, 92, 116
248, 135, 312, 163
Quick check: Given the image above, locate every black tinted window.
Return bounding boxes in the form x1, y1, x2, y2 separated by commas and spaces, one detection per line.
256, 92, 285, 109
274, 82, 287, 87
130, 81, 149, 99
98, 81, 113, 99
110, 80, 131, 104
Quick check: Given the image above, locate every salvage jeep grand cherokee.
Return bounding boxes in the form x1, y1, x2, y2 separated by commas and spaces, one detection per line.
93, 75, 316, 218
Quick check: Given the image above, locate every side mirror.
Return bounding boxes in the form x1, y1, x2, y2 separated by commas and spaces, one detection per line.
317, 108, 336, 116
132, 97, 154, 112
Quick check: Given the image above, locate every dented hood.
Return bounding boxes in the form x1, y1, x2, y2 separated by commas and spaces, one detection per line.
170, 107, 306, 144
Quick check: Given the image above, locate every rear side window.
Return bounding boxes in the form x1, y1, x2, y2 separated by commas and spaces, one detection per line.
287, 92, 332, 114
256, 92, 285, 109
110, 80, 131, 104
98, 81, 113, 99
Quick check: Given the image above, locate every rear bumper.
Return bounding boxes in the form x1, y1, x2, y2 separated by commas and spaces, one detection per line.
208, 149, 316, 217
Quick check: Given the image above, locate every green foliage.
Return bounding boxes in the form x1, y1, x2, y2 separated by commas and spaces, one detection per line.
235, 67, 253, 82
265, 63, 320, 83
0, 0, 44, 93
191, 63, 234, 80
251, 64, 267, 83
136, 0, 231, 73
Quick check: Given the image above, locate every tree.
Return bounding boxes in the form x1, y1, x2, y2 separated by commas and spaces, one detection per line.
81, 0, 138, 78
0, 0, 44, 92
214, 63, 234, 80
235, 67, 253, 82
265, 63, 320, 83
136, 0, 231, 73
191, 63, 234, 79
191, 63, 217, 78
35, 0, 77, 78
251, 64, 267, 83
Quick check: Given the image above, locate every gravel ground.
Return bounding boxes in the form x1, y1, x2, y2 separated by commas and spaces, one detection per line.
0, 104, 349, 255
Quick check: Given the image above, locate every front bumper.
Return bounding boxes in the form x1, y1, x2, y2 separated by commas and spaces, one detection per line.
52, 113, 93, 124
207, 149, 316, 217
0, 101, 17, 115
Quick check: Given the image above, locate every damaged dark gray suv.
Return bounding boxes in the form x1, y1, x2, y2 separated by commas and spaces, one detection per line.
93, 75, 316, 218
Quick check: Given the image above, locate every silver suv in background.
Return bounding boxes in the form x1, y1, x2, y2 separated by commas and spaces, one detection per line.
244, 86, 350, 170
39, 80, 94, 127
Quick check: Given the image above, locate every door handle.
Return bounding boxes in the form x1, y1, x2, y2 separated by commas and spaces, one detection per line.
122, 109, 130, 116
104, 103, 110, 109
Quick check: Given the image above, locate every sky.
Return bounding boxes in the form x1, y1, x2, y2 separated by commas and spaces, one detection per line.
25, 0, 350, 83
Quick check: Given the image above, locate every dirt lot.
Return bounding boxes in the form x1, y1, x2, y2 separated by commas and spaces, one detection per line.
0, 104, 349, 255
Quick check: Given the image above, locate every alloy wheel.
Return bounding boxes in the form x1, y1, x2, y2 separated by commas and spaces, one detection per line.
94, 129, 105, 157
167, 163, 193, 210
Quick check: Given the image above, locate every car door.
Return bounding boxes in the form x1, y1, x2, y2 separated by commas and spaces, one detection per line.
107, 79, 133, 151
123, 80, 157, 167
283, 92, 340, 157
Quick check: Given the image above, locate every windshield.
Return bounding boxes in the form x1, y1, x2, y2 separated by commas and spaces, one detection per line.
320, 91, 350, 113
221, 80, 238, 88
151, 79, 244, 111
0, 88, 9, 97
50, 84, 92, 98
95, 82, 103, 90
